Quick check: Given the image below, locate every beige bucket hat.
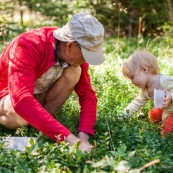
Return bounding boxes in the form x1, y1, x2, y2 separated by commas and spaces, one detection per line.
53, 12, 104, 65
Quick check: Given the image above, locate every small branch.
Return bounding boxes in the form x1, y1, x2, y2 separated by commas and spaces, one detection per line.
139, 159, 160, 171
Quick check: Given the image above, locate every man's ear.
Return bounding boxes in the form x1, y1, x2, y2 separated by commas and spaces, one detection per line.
66, 42, 73, 52
140, 65, 149, 74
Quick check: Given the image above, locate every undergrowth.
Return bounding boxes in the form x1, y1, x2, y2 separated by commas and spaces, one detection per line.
0, 34, 173, 172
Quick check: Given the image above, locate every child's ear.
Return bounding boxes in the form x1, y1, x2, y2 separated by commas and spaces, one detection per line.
140, 65, 149, 74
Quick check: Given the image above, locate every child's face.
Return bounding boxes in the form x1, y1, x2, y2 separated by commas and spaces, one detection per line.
123, 66, 149, 89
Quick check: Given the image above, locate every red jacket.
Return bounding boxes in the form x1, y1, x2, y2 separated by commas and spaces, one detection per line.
0, 27, 97, 141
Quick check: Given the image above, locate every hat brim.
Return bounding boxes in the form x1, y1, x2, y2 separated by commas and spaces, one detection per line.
81, 44, 104, 65
53, 28, 64, 41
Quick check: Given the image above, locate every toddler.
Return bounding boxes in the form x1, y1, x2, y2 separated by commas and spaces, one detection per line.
120, 50, 173, 136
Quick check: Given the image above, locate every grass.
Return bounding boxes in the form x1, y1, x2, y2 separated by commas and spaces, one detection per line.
0, 33, 173, 172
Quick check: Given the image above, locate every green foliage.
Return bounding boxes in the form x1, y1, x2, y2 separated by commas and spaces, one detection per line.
88, 0, 172, 37
0, 1, 17, 42
24, 0, 93, 27
1, 21, 173, 172
1, 0, 173, 41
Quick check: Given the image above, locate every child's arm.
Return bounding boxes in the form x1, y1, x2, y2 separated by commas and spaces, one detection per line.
119, 91, 148, 120
162, 89, 172, 108
160, 75, 173, 108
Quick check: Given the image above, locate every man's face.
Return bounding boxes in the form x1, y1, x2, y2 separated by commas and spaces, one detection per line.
63, 42, 85, 67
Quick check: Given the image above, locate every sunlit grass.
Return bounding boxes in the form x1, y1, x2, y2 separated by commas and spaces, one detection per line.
0, 35, 173, 172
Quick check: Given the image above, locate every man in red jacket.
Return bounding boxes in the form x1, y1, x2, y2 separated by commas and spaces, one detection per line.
0, 12, 104, 152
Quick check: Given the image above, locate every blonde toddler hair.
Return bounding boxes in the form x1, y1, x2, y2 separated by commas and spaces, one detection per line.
122, 50, 160, 76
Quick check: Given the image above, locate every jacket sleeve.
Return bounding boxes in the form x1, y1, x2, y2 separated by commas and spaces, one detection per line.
8, 38, 70, 142
75, 63, 97, 136
160, 74, 173, 103
120, 90, 148, 119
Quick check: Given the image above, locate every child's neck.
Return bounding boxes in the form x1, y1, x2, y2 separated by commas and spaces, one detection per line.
146, 74, 161, 97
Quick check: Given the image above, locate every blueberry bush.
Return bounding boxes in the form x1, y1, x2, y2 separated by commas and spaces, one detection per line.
0, 33, 173, 172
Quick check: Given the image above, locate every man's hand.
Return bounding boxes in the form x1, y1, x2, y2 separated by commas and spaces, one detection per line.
65, 133, 93, 153
77, 132, 93, 153
78, 140, 93, 153
77, 132, 89, 142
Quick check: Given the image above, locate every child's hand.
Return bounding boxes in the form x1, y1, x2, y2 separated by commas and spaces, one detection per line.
162, 89, 172, 108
